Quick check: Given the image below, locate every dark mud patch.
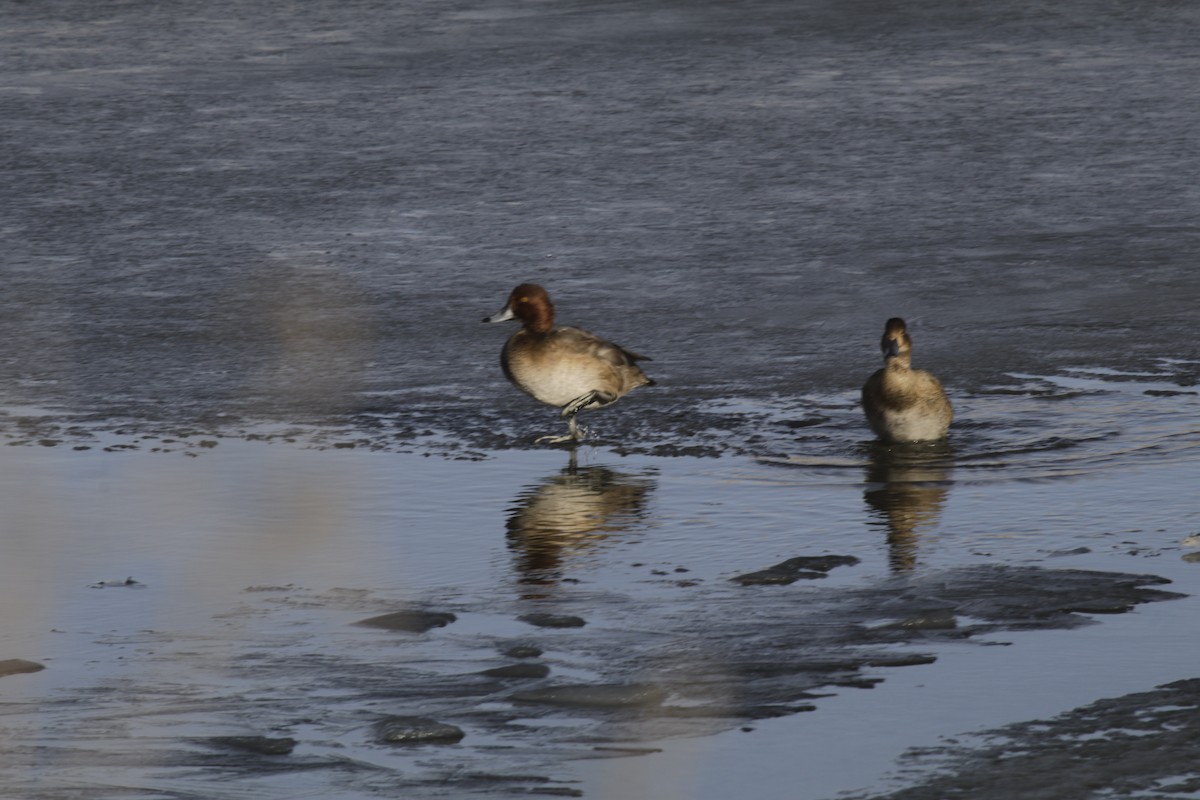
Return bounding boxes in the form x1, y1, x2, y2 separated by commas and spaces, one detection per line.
519, 612, 588, 629
0, 565, 1180, 799
88, 576, 146, 589
206, 735, 297, 755
354, 608, 458, 633
0, 659, 44, 678
731, 554, 861, 585
374, 716, 466, 745
511, 684, 669, 710
481, 663, 552, 679
502, 644, 545, 659
853, 678, 1200, 800
869, 566, 1184, 632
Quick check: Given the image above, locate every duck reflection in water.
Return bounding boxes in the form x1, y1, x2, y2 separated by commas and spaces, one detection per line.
862, 441, 954, 572
506, 453, 655, 589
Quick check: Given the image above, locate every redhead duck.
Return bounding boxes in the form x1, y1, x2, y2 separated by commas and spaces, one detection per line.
861, 318, 952, 443
483, 283, 654, 443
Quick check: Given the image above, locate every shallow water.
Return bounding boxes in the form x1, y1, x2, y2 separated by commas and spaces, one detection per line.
1, 399, 1198, 798
2, 0, 1200, 797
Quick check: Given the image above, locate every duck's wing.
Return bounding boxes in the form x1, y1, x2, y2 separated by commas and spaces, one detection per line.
913, 369, 953, 414
861, 368, 884, 403
557, 326, 651, 366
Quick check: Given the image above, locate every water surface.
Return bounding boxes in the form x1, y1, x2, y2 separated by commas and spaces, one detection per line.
2, 1, 1199, 798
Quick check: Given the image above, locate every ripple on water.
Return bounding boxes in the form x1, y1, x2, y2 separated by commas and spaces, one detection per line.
754, 368, 1200, 488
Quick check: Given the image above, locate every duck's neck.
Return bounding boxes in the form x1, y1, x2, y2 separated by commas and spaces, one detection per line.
523, 309, 554, 334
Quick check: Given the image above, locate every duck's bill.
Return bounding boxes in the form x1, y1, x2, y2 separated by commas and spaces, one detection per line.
482, 306, 516, 323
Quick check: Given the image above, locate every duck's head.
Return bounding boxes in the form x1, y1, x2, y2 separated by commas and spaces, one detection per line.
483, 283, 555, 333
880, 317, 912, 360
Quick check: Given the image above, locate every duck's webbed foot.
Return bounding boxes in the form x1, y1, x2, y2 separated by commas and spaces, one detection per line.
534, 432, 579, 445
535, 414, 587, 445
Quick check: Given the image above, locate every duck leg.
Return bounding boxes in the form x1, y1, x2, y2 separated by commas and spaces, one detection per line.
534, 390, 616, 445
562, 389, 619, 442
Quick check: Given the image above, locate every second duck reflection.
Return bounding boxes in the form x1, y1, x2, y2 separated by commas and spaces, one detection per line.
862, 441, 955, 572
505, 452, 656, 590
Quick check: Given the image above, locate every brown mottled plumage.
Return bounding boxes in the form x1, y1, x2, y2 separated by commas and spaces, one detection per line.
483, 284, 654, 443
861, 318, 952, 443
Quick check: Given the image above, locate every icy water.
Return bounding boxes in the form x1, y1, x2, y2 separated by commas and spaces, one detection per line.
2, 0, 1200, 798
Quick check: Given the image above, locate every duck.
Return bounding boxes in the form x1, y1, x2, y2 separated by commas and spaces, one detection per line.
861, 317, 952, 443
483, 283, 654, 443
